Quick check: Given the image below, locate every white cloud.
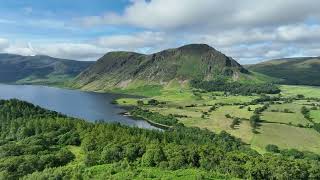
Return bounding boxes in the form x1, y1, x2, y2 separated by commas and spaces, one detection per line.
0, 39, 107, 61
74, 0, 320, 63
0, 38, 9, 51
276, 24, 320, 42
2, 0, 320, 63
81, 0, 320, 31
32, 43, 108, 61
96, 31, 173, 50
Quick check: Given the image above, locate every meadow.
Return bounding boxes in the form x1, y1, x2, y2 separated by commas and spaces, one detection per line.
117, 84, 320, 154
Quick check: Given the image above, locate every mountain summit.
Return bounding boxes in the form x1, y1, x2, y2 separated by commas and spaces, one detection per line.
74, 44, 249, 90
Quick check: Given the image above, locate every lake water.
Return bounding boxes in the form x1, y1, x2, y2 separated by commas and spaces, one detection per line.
0, 84, 157, 129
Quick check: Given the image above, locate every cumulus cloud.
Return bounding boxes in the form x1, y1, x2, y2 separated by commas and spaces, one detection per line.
276, 24, 320, 42
74, 0, 320, 63
2, 0, 320, 63
81, 0, 320, 31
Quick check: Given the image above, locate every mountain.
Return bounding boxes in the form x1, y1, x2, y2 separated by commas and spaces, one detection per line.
74, 44, 250, 91
247, 57, 320, 86
0, 54, 93, 85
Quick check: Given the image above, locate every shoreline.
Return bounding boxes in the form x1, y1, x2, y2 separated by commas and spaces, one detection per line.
120, 111, 171, 130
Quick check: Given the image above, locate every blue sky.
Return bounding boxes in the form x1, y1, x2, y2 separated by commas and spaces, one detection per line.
0, 0, 320, 63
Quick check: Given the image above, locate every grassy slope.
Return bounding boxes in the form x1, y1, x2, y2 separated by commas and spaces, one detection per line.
16, 74, 75, 87
262, 103, 311, 126
247, 57, 320, 86
311, 110, 320, 123
0, 54, 93, 85
251, 123, 320, 154
280, 85, 320, 98
116, 85, 320, 154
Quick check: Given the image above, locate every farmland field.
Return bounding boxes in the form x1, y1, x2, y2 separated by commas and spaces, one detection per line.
117, 85, 320, 154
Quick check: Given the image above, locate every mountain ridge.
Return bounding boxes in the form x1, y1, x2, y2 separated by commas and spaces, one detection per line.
73, 44, 250, 91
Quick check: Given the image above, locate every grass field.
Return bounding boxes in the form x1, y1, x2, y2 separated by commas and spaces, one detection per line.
280, 85, 320, 98
251, 123, 320, 154
311, 110, 320, 123
116, 85, 320, 155
262, 103, 311, 126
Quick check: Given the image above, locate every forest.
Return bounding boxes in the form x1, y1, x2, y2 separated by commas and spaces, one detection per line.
0, 99, 319, 179
190, 79, 281, 95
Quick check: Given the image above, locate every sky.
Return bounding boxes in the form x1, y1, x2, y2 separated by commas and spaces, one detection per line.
0, 0, 320, 64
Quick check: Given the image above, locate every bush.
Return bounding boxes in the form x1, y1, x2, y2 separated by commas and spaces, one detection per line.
265, 144, 280, 153
225, 114, 232, 118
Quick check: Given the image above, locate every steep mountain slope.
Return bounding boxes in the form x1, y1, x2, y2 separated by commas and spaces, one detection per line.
74, 44, 250, 91
0, 54, 93, 85
247, 57, 320, 86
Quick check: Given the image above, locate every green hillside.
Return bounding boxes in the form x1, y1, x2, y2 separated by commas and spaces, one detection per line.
73, 44, 254, 91
247, 57, 320, 86
0, 54, 93, 86
1, 99, 319, 179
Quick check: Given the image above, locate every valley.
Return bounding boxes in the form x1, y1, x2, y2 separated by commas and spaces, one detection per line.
116, 84, 320, 154
1, 44, 320, 179
2, 44, 320, 156
2, 1, 320, 179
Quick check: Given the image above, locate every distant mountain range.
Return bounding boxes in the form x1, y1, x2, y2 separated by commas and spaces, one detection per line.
1, 45, 319, 89
0, 54, 93, 85
73, 44, 256, 91
247, 57, 320, 86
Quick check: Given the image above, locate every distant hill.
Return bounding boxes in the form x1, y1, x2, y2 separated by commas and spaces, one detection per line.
74, 44, 253, 91
247, 57, 320, 86
0, 54, 93, 85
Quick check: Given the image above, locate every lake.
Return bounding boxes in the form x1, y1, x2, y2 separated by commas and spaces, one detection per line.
0, 84, 157, 129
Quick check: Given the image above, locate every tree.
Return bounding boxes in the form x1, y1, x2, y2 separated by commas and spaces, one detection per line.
137, 100, 144, 106
230, 118, 240, 129
301, 106, 309, 115
265, 144, 280, 153
142, 144, 166, 167
297, 94, 305, 99
250, 114, 260, 129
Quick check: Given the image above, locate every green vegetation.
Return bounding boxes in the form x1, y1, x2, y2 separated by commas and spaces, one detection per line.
190, 79, 280, 95
0, 53, 92, 85
117, 85, 320, 155
112, 85, 163, 97
281, 85, 320, 98
311, 110, 320, 123
16, 74, 75, 87
251, 123, 320, 154
248, 57, 320, 86
130, 107, 178, 126
1, 99, 320, 179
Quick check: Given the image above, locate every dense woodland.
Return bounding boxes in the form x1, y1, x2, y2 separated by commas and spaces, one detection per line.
190, 79, 281, 95
0, 99, 319, 179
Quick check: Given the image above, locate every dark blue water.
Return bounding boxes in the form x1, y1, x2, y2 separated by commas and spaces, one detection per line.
0, 84, 157, 129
